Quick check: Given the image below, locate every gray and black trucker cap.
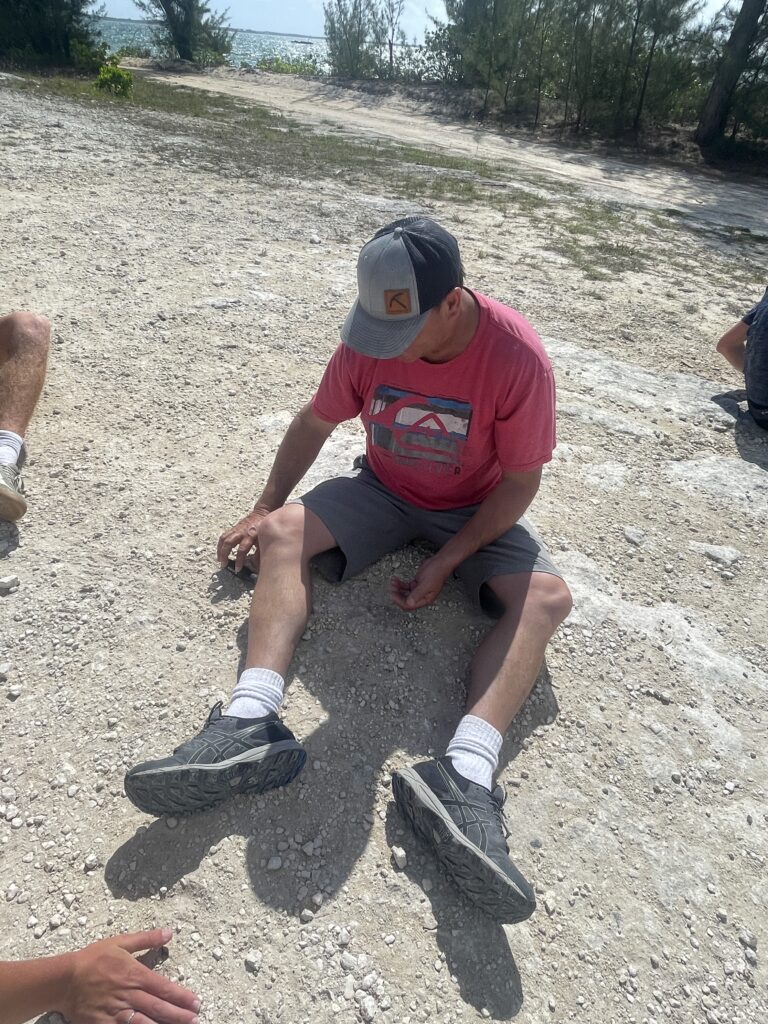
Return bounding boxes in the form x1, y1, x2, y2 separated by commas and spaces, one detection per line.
341, 216, 463, 358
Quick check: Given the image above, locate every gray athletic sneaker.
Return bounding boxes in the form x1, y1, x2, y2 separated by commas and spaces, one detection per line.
392, 756, 536, 923
0, 446, 27, 522
124, 702, 306, 817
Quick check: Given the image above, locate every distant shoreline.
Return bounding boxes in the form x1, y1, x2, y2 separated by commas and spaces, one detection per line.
96, 15, 326, 41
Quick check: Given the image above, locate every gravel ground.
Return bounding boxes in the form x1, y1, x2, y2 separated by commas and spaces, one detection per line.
0, 76, 767, 1024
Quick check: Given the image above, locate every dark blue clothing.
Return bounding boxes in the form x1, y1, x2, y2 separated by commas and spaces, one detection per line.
743, 287, 768, 418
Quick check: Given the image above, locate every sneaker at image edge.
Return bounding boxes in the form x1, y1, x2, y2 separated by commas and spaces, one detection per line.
0, 450, 27, 522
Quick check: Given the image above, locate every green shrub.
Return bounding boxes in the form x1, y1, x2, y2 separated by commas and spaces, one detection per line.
70, 37, 109, 73
114, 44, 152, 59
255, 55, 320, 75
95, 63, 133, 97
194, 48, 229, 69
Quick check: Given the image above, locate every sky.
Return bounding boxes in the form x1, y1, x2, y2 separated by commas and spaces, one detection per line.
102, 0, 449, 42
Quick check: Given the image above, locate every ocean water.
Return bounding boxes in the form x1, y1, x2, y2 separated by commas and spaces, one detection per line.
96, 17, 328, 69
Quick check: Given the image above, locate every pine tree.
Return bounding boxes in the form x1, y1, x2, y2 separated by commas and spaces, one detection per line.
0, 0, 103, 67
695, 0, 767, 144
134, 0, 233, 65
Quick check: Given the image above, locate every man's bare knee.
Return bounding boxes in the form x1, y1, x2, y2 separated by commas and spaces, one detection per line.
0, 312, 51, 358
530, 574, 572, 629
259, 504, 335, 564
492, 572, 572, 631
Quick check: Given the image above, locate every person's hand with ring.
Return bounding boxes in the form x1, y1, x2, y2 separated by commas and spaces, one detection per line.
0, 927, 200, 1024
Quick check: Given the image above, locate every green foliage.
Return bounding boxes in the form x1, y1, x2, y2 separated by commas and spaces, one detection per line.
323, 0, 380, 77
133, 0, 234, 64
95, 62, 133, 96
255, 55, 321, 75
422, 24, 464, 83
71, 36, 109, 72
194, 48, 229, 68
423, 0, 768, 142
0, 0, 105, 69
113, 44, 152, 59
317, 0, 767, 144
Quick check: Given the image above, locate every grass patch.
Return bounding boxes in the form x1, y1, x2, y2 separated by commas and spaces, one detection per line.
3, 71, 659, 283
9, 71, 524, 209
549, 235, 647, 279
544, 200, 649, 278
11, 72, 265, 121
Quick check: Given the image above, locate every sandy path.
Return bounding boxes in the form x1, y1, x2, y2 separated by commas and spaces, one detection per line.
141, 68, 768, 235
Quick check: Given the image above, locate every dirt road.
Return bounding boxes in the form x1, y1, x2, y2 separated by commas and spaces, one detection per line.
143, 67, 768, 235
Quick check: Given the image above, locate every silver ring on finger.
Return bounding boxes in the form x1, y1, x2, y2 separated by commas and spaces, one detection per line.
125, 1011, 136, 1024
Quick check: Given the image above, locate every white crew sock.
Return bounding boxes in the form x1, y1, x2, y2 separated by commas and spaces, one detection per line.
446, 714, 503, 791
0, 430, 23, 467
226, 667, 284, 720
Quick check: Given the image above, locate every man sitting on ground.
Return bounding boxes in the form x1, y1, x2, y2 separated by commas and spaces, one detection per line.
716, 286, 768, 430
124, 217, 572, 923
0, 311, 50, 522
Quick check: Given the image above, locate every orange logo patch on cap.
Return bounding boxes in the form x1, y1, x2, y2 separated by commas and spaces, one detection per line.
384, 289, 412, 315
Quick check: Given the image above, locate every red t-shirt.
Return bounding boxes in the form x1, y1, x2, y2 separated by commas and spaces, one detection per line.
312, 290, 556, 510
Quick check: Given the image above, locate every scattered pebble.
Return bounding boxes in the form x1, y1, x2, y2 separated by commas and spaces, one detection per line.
0, 575, 19, 594
244, 950, 262, 974
623, 527, 646, 546
391, 845, 407, 870
360, 995, 377, 1021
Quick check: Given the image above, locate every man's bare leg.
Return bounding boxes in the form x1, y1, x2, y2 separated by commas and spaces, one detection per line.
466, 571, 572, 733
392, 571, 572, 922
0, 312, 51, 521
124, 503, 338, 817
243, 503, 337, 677
0, 312, 50, 437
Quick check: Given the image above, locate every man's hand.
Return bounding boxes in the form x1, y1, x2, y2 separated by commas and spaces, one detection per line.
217, 507, 271, 573
390, 555, 452, 611
59, 929, 200, 1024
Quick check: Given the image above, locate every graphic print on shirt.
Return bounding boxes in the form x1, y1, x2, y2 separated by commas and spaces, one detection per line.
368, 385, 472, 474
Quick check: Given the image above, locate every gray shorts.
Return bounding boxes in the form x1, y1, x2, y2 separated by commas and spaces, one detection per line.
295, 458, 563, 618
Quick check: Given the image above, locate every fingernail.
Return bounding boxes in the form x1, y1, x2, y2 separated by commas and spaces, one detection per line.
192, 1000, 201, 1013
161, 927, 173, 943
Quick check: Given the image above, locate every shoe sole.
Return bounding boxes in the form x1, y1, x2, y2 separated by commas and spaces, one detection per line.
392, 768, 536, 924
0, 482, 26, 522
124, 741, 306, 817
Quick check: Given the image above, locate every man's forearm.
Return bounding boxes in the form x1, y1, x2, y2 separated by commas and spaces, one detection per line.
435, 471, 541, 573
255, 404, 335, 511
0, 954, 72, 1024
717, 322, 748, 372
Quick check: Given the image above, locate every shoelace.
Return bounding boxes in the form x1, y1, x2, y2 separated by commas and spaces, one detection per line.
205, 701, 224, 727
491, 789, 511, 842
172, 702, 224, 755
0, 464, 21, 488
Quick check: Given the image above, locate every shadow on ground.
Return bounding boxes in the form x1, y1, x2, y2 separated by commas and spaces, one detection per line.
107, 556, 560, 1020
711, 390, 768, 470
0, 520, 19, 559
383, 805, 525, 1019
